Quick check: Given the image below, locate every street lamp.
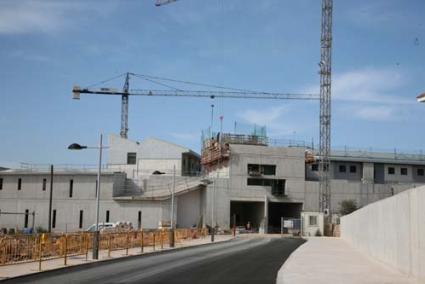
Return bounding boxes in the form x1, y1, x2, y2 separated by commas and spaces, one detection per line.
417, 92, 425, 103
68, 134, 106, 260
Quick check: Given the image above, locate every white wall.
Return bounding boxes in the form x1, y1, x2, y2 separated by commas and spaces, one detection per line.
341, 185, 425, 281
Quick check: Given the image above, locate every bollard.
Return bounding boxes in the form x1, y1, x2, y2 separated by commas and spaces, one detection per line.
64, 235, 68, 266
160, 230, 164, 250
153, 232, 156, 251
140, 230, 144, 253
108, 234, 112, 258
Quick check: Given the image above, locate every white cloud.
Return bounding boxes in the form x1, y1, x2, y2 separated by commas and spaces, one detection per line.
237, 106, 297, 137
303, 67, 412, 105
238, 106, 285, 126
351, 105, 396, 121
0, 1, 115, 34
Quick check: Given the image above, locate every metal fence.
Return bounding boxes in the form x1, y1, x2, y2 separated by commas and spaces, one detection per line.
0, 228, 208, 268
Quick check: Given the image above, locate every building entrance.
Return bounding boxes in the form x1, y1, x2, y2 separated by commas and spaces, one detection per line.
268, 202, 303, 233
230, 201, 264, 232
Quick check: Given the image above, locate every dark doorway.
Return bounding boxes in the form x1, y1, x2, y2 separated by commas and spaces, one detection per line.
268, 202, 302, 233
230, 201, 264, 231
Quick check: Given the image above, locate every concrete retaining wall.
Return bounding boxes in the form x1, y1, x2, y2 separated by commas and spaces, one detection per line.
341, 185, 425, 281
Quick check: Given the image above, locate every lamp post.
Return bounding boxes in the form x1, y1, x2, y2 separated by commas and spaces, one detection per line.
68, 133, 106, 260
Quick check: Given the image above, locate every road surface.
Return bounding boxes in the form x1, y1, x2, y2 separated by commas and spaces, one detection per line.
3, 237, 305, 284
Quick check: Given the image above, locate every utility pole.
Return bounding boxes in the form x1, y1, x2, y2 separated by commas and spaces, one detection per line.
48, 165, 54, 233
319, 0, 333, 224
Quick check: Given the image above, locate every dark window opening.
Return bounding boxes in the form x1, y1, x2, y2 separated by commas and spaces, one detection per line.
127, 152, 137, 165
247, 164, 276, 176
69, 179, 73, 198
42, 178, 47, 191
388, 167, 395, 175
311, 164, 319, 171
339, 165, 346, 173
106, 210, 110, 222
350, 165, 357, 173
24, 209, 29, 228
247, 178, 285, 196
417, 168, 424, 176
18, 178, 22, 190
400, 168, 408, 175
0, 178, 3, 190
52, 210, 56, 228
79, 210, 83, 229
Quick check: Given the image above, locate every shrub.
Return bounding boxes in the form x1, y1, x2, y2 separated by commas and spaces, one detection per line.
339, 199, 358, 216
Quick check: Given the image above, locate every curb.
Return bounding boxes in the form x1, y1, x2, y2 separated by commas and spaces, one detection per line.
0, 236, 236, 282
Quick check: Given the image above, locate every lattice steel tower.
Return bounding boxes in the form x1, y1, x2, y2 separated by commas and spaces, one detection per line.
319, 0, 333, 217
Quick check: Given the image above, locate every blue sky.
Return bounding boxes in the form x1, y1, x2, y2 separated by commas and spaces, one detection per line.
0, 0, 424, 167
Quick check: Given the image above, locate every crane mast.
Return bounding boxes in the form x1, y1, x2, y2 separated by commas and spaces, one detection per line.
319, 0, 333, 218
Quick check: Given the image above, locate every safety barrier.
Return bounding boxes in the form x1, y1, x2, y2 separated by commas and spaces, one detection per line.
0, 228, 208, 269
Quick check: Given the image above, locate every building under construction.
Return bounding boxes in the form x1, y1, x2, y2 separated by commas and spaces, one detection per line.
1, 127, 425, 234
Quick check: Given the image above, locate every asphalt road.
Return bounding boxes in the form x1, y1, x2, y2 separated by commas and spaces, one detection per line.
3, 237, 305, 284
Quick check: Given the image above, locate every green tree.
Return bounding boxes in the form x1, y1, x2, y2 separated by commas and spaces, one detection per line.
339, 199, 358, 216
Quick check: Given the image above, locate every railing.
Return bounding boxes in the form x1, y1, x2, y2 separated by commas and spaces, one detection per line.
0, 228, 208, 268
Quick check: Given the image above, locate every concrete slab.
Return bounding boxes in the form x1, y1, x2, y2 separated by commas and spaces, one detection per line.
277, 237, 422, 284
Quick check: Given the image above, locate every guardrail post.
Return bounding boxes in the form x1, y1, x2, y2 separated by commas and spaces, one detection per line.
38, 236, 42, 271
140, 230, 144, 253
126, 232, 129, 256
108, 234, 112, 258
64, 234, 68, 266
85, 234, 89, 261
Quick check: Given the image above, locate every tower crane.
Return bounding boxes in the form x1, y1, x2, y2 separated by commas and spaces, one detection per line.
72, 72, 319, 139
155, 0, 178, 6
153, 0, 334, 220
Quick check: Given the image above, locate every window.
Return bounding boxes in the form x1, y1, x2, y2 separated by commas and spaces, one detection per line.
127, 152, 137, 165
262, 165, 276, 175
247, 178, 272, 186
24, 209, 29, 228
0, 178, 3, 190
311, 164, 318, 171
400, 168, 408, 175
52, 210, 56, 228
79, 210, 84, 229
309, 216, 317, 226
350, 165, 357, 173
69, 179, 73, 198
247, 178, 285, 196
388, 167, 395, 175
138, 211, 142, 229
42, 178, 47, 191
106, 210, 110, 222
417, 168, 424, 176
339, 165, 346, 173
247, 164, 276, 176
18, 178, 22, 190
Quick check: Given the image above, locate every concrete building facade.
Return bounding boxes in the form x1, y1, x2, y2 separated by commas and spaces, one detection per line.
1, 134, 424, 234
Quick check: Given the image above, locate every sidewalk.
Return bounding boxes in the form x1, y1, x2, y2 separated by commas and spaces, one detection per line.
0, 235, 232, 280
277, 237, 421, 284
